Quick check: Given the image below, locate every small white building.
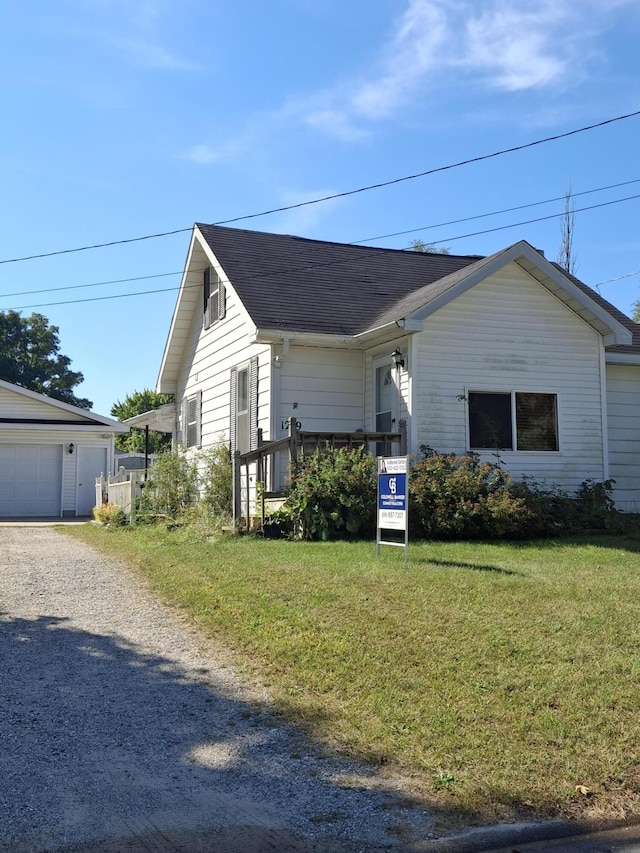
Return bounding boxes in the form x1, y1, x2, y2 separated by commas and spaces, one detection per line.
0, 379, 128, 518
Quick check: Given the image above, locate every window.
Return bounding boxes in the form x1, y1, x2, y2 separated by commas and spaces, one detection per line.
468, 391, 558, 452
181, 390, 202, 449
230, 356, 258, 455
203, 266, 226, 329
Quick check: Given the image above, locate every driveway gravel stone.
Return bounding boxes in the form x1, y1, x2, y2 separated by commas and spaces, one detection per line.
0, 527, 438, 852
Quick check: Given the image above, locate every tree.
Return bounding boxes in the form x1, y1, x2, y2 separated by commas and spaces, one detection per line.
0, 310, 92, 409
408, 238, 450, 254
632, 299, 640, 324
111, 389, 175, 453
557, 185, 577, 275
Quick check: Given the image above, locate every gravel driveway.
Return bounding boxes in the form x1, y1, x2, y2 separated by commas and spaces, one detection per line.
0, 527, 438, 853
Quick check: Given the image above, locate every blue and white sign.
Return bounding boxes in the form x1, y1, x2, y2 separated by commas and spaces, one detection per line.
377, 457, 408, 532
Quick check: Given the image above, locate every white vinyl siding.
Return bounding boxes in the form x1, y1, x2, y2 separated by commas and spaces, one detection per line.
277, 346, 364, 433
176, 270, 270, 454
413, 263, 606, 492
0, 387, 90, 421
606, 363, 640, 511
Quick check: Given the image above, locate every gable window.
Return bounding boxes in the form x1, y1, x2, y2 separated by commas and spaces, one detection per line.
230, 356, 258, 455
468, 391, 558, 452
203, 266, 226, 330
180, 390, 202, 449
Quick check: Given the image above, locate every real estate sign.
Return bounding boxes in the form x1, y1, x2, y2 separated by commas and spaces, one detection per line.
376, 456, 409, 560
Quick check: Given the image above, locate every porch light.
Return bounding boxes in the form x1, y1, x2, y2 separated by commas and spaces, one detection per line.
391, 348, 405, 370
68, 442, 74, 454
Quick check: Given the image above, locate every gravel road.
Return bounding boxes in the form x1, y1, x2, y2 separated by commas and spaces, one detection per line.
0, 526, 438, 853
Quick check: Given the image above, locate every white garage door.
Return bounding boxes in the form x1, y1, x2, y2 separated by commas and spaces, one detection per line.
0, 444, 63, 517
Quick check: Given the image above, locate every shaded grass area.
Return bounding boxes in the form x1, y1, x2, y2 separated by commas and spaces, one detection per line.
64, 525, 640, 823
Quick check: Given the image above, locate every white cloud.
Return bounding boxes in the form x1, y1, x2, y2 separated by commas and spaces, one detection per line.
182, 0, 634, 160
113, 35, 197, 70
302, 0, 635, 136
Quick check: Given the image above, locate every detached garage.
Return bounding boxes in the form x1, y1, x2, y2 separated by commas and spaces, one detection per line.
0, 380, 128, 518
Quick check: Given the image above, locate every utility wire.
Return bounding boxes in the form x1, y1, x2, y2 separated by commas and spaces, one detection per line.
1, 108, 639, 266
7, 189, 640, 311
422, 191, 640, 247
0, 271, 184, 299
3, 177, 640, 300
353, 178, 640, 245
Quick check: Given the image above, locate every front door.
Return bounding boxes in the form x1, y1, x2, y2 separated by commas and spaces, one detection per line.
374, 359, 397, 456
77, 446, 108, 516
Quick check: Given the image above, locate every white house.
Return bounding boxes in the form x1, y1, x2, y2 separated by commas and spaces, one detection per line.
141, 224, 640, 512
0, 379, 128, 518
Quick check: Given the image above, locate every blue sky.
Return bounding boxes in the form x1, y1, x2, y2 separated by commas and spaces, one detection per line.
1, 0, 639, 416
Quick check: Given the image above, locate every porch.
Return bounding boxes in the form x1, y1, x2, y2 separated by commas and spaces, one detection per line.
234, 417, 405, 530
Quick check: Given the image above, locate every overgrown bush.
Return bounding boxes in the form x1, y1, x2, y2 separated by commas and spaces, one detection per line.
136, 451, 198, 522
284, 445, 377, 540
511, 476, 623, 536
92, 503, 126, 526
409, 452, 534, 539
410, 450, 622, 539
134, 442, 233, 528
198, 439, 233, 518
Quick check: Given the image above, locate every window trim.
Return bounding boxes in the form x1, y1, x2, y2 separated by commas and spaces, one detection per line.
466, 388, 560, 453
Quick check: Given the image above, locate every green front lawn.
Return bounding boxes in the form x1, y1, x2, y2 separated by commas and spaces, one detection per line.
64, 524, 640, 824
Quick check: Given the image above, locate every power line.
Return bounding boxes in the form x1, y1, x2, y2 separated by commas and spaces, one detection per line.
422, 191, 640, 247
353, 178, 640, 246
0, 271, 184, 299
1, 108, 639, 266
7, 189, 640, 312
594, 269, 640, 290
3, 176, 640, 302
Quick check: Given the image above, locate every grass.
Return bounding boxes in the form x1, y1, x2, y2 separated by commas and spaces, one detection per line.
64, 523, 640, 825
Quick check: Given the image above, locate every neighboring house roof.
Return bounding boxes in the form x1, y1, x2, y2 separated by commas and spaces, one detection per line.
159, 224, 639, 389
0, 379, 128, 431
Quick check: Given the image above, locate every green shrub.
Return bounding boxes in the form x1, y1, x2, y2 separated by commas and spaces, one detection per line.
513, 476, 622, 536
284, 445, 377, 540
409, 451, 622, 540
136, 451, 198, 522
409, 452, 533, 540
197, 439, 233, 518
92, 503, 126, 526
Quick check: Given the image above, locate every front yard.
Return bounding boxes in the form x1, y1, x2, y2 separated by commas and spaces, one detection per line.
65, 525, 640, 825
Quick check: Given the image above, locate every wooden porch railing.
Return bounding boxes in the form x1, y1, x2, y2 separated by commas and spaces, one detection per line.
233, 418, 405, 529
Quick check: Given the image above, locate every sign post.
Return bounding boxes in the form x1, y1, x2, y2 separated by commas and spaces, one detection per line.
376, 456, 409, 562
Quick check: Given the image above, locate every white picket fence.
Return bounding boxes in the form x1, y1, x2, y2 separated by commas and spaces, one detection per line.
95, 468, 146, 521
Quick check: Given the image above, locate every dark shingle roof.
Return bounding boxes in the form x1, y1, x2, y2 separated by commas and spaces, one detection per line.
196, 224, 482, 336
196, 223, 640, 352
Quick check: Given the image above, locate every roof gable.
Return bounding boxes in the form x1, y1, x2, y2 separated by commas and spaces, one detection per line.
0, 380, 127, 430
394, 241, 632, 347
